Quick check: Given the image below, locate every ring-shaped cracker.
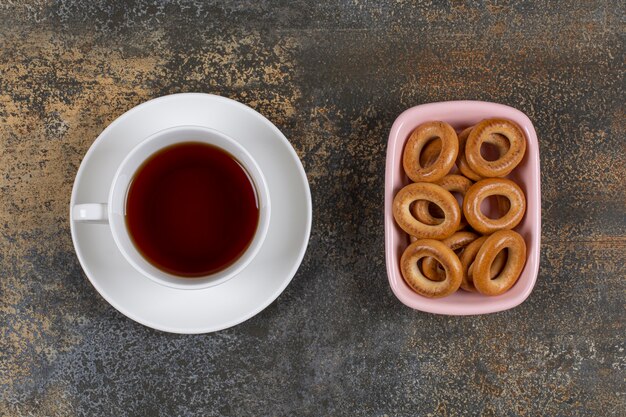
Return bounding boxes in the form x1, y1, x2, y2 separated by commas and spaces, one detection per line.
472, 230, 527, 296
401, 239, 463, 298
393, 183, 460, 239
403, 121, 458, 182
463, 178, 526, 234
457, 126, 511, 181
465, 118, 526, 178
411, 175, 473, 230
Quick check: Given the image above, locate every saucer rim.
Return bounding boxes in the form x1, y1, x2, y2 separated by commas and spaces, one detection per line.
69, 93, 312, 334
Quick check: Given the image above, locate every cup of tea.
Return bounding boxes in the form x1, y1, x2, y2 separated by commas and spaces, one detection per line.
72, 125, 271, 289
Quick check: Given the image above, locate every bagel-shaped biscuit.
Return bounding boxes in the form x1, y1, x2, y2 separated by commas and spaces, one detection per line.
463, 178, 526, 234
457, 126, 510, 181
400, 239, 463, 298
411, 175, 473, 230
403, 121, 458, 182
458, 236, 507, 292
473, 230, 527, 296
393, 183, 460, 239
422, 231, 479, 281
465, 118, 526, 178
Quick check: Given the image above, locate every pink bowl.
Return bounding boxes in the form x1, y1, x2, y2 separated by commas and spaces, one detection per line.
385, 101, 541, 315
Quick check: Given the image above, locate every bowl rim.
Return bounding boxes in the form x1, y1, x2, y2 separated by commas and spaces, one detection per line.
384, 100, 541, 315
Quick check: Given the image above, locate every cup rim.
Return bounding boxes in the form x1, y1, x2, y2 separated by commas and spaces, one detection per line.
108, 125, 271, 290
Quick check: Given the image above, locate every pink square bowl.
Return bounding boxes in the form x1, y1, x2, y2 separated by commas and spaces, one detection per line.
385, 101, 541, 315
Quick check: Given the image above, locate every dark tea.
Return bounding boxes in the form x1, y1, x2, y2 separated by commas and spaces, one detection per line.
125, 142, 259, 277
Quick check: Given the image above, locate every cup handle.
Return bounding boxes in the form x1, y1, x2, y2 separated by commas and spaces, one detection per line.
72, 203, 109, 224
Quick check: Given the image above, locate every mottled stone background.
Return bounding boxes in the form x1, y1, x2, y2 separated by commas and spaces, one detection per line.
1, 1, 624, 416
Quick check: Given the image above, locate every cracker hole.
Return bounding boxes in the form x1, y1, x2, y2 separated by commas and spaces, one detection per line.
480, 142, 502, 161
419, 137, 442, 167
490, 248, 509, 280
480, 195, 509, 220
427, 202, 445, 219
421, 258, 445, 282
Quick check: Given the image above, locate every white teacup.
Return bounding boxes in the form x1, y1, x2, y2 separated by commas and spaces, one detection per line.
72, 125, 271, 290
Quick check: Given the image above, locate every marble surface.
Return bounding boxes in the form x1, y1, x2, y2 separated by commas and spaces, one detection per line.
1, 1, 624, 415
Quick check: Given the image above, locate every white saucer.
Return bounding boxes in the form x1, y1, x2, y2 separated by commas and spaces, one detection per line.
70, 93, 312, 334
